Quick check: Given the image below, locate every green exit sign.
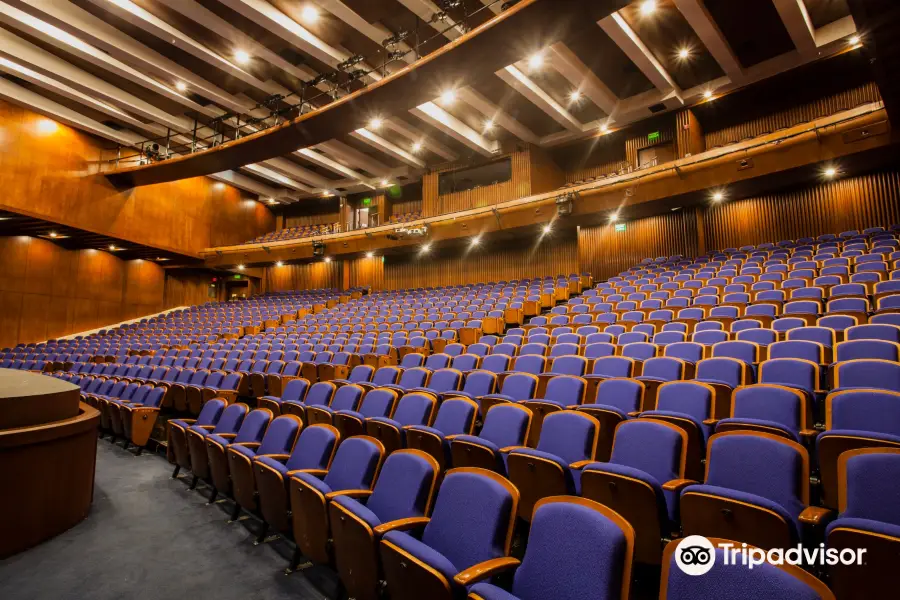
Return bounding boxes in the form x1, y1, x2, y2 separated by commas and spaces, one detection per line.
615, 223, 627, 233
648, 131, 660, 143
361, 197, 372, 207
233, 274, 242, 279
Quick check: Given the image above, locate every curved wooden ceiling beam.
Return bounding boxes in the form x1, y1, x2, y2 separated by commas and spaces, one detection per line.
103, 0, 628, 188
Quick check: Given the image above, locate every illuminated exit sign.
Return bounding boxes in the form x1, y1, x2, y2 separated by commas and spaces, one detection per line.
615, 223, 627, 233
648, 131, 660, 143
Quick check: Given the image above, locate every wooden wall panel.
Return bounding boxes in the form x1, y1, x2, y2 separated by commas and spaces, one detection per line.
164, 271, 215, 308
382, 235, 579, 290
704, 82, 881, 148
578, 210, 701, 282
703, 170, 900, 251
0, 237, 171, 347
391, 199, 423, 216
264, 261, 342, 292
625, 124, 676, 167
422, 149, 532, 217
529, 145, 566, 194
348, 255, 385, 290
675, 109, 706, 159
0, 100, 274, 256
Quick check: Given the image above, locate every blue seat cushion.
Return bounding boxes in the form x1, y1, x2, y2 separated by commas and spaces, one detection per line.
641, 410, 711, 442
332, 495, 382, 530
408, 425, 446, 440
292, 471, 332, 495
367, 416, 401, 429
260, 395, 283, 404
694, 377, 735, 389
444, 390, 475, 400
480, 394, 515, 404
383, 530, 459, 584
826, 517, 900, 539
335, 409, 364, 421
683, 484, 800, 542
169, 418, 193, 431
228, 444, 258, 460
206, 434, 232, 448
188, 424, 211, 437
578, 404, 630, 420
817, 429, 900, 447
255, 455, 289, 476
716, 417, 799, 442
468, 583, 519, 600
584, 462, 674, 524
522, 398, 566, 409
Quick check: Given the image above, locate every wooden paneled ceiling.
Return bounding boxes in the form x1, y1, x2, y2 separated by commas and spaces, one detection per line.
0, 0, 861, 203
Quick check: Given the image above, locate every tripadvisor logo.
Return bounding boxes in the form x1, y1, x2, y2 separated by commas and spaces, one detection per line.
674, 536, 867, 575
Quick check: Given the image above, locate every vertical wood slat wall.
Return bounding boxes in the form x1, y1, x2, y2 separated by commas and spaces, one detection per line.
675, 109, 706, 159
704, 82, 881, 149
284, 211, 341, 228
625, 125, 676, 167
264, 261, 342, 292
422, 149, 532, 217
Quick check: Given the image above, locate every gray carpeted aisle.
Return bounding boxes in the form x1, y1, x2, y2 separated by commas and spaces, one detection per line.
0, 442, 330, 600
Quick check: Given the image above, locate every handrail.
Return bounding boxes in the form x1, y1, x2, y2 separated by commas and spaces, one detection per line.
200, 101, 886, 256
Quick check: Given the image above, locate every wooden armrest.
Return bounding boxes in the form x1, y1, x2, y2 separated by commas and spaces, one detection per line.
288, 468, 328, 478
373, 516, 431, 537
569, 460, 594, 470
453, 557, 521, 586
662, 478, 699, 492
235, 442, 261, 449
498, 446, 520, 453
702, 418, 719, 427
444, 434, 462, 441
196, 425, 215, 430
216, 433, 238, 440
326, 489, 374, 500
799, 429, 818, 440
627, 411, 641, 418
799, 506, 834, 526
176, 418, 197, 425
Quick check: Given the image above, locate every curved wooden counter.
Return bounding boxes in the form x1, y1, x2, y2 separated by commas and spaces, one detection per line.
0, 371, 98, 558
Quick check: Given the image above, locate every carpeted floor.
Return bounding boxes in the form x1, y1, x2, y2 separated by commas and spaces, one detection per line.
0, 441, 333, 600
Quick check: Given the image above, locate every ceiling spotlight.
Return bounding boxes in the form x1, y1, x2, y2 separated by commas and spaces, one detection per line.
275, 261, 284, 267
600, 123, 610, 134
237, 264, 245, 270
175, 81, 188, 92
411, 141, 423, 153
703, 89, 714, 100
849, 35, 861, 46
365, 252, 374, 259
609, 212, 619, 224
49, 231, 58, 238
712, 191, 724, 202
542, 224, 552, 235
678, 47, 690, 60
569, 90, 582, 102
267, 198, 277, 204
108, 244, 117, 251
440, 89, 456, 104
322, 191, 334, 198
381, 179, 390, 187
324, 256, 332, 263
369, 117, 383, 130
301, 4, 320, 23
234, 50, 251, 65
470, 235, 481, 247
527, 52, 544, 70
483, 119, 495, 131
824, 167, 838, 178
640, 0, 657, 16
421, 243, 432, 253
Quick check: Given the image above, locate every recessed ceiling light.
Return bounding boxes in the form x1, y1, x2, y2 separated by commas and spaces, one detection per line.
569, 90, 582, 102
37, 119, 57, 134
381, 179, 390, 187
600, 123, 610, 133
421, 243, 432, 253
267, 198, 277, 204
678, 47, 690, 60
275, 261, 284, 267
527, 52, 544, 70
234, 50, 251, 65
712, 191, 724, 202
703, 89, 714, 100
324, 256, 331, 263
369, 117, 383, 130
471, 235, 481, 247
640, 0, 657, 16
411, 141, 423, 153
609, 212, 619, 223
301, 5, 319, 23
365, 252, 374, 259
849, 35, 861, 46
824, 167, 837, 178
440, 89, 456, 104
49, 232, 58, 238
237, 264, 245, 270
155, 257, 169, 261
175, 81, 188, 92
542, 224, 552, 234
483, 119, 494, 131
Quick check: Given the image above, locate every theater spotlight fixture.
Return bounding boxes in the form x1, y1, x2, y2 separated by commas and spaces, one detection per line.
527, 52, 544, 70
704, 90, 714, 100
365, 252, 374, 259
175, 81, 188, 92
824, 166, 838, 178
609, 212, 619, 224
234, 50, 251, 65
542, 224, 552, 235
369, 117, 383, 130
555, 191, 577, 216
712, 191, 724, 202
301, 4, 319, 23
440, 89, 456, 104
470, 235, 481, 247
640, 0, 657, 16
421, 243, 432, 253
412, 141, 423, 153
237, 264, 245, 270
